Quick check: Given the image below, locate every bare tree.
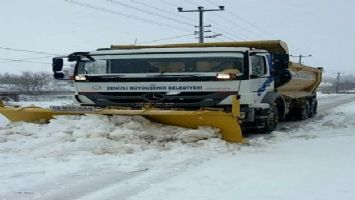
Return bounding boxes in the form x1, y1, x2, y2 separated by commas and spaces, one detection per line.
1, 72, 74, 95
16, 72, 51, 94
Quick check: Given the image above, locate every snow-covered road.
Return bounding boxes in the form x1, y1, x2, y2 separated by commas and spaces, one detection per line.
1, 94, 355, 200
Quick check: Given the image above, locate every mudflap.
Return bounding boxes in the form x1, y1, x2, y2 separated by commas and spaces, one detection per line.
0, 96, 243, 143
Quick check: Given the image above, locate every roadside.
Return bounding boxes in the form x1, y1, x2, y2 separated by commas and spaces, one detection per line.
0, 94, 354, 200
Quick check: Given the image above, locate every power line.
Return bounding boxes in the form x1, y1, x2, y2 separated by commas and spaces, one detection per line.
106, 0, 195, 27
181, 0, 199, 6
220, 34, 238, 41
129, 0, 196, 24
207, 18, 252, 40
65, 0, 191, 33
0, 55, 53, 64
205, 0, 277, 38
159, 0, 183, 9
137, 34, 195, 44
211, 26, 247, 41
210, 13, 265, 39
0, 46, 59, 56
0, 57, 52, 65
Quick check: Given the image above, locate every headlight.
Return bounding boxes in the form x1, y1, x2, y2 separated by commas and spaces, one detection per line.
74, 75, 86, 81
216, 73, 236, 80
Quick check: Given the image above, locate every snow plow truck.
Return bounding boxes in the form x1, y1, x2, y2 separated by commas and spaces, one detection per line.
0, 40, 323, 143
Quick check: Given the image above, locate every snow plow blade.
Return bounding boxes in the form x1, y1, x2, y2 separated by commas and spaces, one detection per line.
0, 97, 243, 143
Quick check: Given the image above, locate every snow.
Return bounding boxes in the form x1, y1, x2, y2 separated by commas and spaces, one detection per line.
319, 82, 333, 87
0, 115, 8, 128
316, 91, 346, 99
128, 107, 355, 200
0, 114, 231, 200
0, 95, 355, 199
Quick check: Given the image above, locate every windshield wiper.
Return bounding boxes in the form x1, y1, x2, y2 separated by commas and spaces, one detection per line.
86, 74, 124, 78
148, 74, 205, 78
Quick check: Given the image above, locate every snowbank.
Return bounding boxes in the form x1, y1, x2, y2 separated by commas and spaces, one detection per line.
0, 114, 235, 199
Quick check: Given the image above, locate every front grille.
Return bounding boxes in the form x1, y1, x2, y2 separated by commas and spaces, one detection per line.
85, 76, 217, 82
80, 91, 234, 108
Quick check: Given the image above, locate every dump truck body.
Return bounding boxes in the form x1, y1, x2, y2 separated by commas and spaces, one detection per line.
278, 62, 323, 98
275, 62, 323, 120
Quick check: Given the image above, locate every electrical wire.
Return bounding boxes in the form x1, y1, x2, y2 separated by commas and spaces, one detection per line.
131, 0, 196, 23
212, 26, 248, 41
220, 34, 238, 42
210, 13, 265, 39
0, 58, 52, 65
159, 0, 184, 9
137, 34, 195, 44
0, 46, 59, 56
181, 0, 199, 6
181, 0, 264, 39
0, 55, 53, 64
66, 0, 191, 33
106, 0, 195, 27
205, 0, 277, 38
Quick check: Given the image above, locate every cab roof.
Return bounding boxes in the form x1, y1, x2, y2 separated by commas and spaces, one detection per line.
91, 47, 258, 55
107, 40, 289, 54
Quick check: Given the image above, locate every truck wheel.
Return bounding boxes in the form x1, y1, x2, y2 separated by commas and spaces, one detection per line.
299, 101, 310, 120
264, 105, 278, 133
309, 100, 318, 118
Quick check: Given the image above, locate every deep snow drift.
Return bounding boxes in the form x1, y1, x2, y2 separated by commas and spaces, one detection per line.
0, 95, 355, 200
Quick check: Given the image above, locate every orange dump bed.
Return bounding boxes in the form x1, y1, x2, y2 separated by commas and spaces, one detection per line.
278, 62, 323, 98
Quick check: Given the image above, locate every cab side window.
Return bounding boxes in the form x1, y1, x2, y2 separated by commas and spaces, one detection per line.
251, 55, 267, 77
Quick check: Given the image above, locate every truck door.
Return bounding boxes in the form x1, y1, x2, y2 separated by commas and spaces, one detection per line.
250, 54, 272, 103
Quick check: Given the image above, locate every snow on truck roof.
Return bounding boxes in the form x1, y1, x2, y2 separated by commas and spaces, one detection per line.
107, 40, 289, 54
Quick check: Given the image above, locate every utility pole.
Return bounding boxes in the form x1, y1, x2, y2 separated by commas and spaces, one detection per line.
335, 72, 344, 93
290, 54, 312, 64
178, 6, 224, 43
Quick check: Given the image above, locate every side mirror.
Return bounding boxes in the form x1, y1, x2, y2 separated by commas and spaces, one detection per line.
273, 54, 289, 70
52, 58, 64, 72
274, 69, 292, 87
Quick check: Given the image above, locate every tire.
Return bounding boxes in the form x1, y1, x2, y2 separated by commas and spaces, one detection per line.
309, 100, 318, 117
308, 100, 315, 118
264, 104, 278, 133
299, 101, 310, 120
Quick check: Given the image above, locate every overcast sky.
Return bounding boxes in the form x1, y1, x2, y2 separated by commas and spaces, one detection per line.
0, 0, 354, 77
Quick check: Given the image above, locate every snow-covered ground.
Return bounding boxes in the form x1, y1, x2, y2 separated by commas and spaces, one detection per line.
0, 94, 355, 200
317, 91, 346, 99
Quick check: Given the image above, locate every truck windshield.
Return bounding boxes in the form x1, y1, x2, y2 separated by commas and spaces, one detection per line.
77, 55, 244, 75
